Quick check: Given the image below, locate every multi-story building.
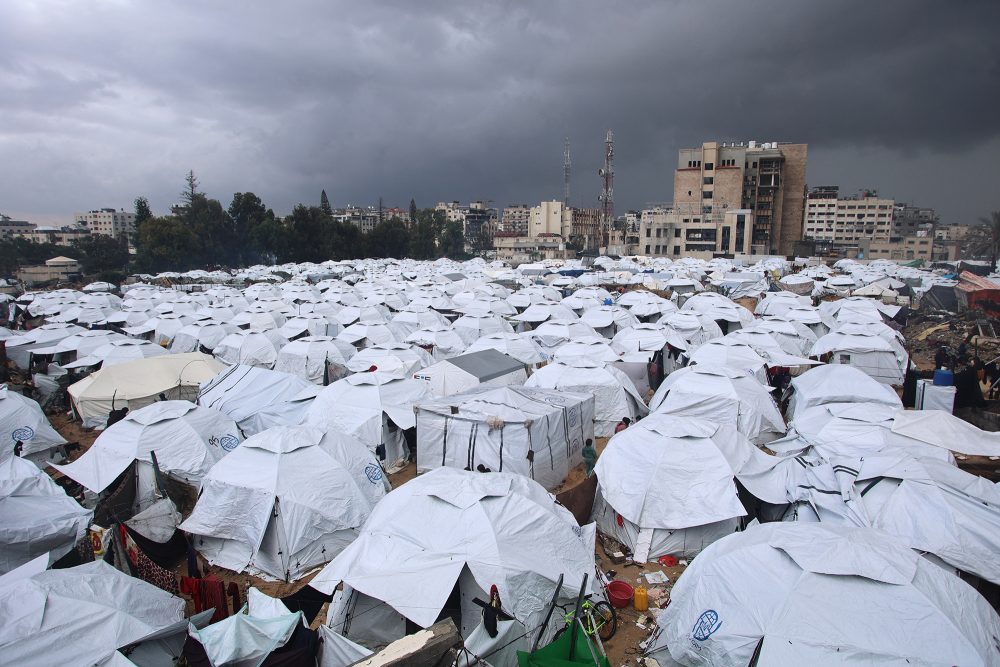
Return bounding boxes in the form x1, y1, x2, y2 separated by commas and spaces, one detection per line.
333, 206, 380, 234
803, 187, 896, 243
0, 215, 36, 239
893, 203, 938, 237
527, 201, 601, 250
639, 207, 753, 258
500, 205, 531, 235
674, 140, 807, 255
935, 224, 971, 242
74, 208, 136, 240
25, 226, 92, 245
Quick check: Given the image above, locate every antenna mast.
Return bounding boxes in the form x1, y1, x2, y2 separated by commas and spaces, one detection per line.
563, 138, 571, 206
598, 129, 614, 250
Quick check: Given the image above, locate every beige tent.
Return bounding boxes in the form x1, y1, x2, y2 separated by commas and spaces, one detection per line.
68, 352, 225, 427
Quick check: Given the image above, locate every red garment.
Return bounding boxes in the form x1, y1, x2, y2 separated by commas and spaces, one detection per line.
201, 575, 229, 623
614, 422, 628, 433
179, 576, 203, 613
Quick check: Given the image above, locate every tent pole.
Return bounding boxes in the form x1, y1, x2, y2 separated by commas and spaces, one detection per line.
530, 573, 564, 652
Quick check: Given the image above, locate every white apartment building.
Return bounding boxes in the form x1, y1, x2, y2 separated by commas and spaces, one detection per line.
500, 205, 531, 235
75, 208, 136, 240
803, 188, 895, 243
639, 207, 752, 257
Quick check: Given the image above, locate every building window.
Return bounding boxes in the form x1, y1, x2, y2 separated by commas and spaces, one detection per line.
673, 246, 680, 255
645, 228, 650, 237
751, 161, 757, 168
703, 177, 714, 185
674, 229, 681, 238
704, 162, 714, 170
703, 191, 713, 199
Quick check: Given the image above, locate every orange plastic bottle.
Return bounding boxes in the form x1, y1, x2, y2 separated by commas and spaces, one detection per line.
634, 585, 648, 611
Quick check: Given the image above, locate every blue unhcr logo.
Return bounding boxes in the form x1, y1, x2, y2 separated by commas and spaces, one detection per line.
365, 463, 383, 483
692, 610, 721, 641
12, 426, 35, 442
219, 435, 240, 451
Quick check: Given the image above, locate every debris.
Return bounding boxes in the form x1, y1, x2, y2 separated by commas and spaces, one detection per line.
609, 551, 626, 564
643, 571, 669, 584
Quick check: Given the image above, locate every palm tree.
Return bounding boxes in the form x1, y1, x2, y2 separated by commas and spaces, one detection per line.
977, 210, 1000, 269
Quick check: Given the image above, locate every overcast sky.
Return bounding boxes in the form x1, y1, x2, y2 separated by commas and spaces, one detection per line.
2, 0, 998, 226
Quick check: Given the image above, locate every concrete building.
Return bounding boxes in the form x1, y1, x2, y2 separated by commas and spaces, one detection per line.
500, 205, 531, 236
18, 256, 82, 286
893, 203, 938, 237
639, 207, 753, 258
803, 187, 895, 243
673, 140, 808, 255
527, 201, 602, 250
74, 208, 136, 240
935, 224, 971, 242
333, 206, 380, 234
24, 226, 91, 245
0, 215, 36, 239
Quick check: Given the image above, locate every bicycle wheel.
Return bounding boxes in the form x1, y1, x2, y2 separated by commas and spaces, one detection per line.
592, 601, 617, 641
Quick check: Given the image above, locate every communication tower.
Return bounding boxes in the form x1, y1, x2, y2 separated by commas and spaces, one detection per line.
598, 130, 614, 248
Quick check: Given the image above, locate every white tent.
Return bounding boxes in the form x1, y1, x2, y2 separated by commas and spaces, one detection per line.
29, 329, 126, 365
198, 365, 315, 436
0, 385, 68, 465
403, 327, 470, 360
592, 414, 758, 561
775, 403, 953, 463
649, 364, 785, 445
62, 338, 169, 370
0, 456, 91, 574
0, 556, 186, 666
524, 359, 648, 436
274, 335, 356, 384
169, 319, 237, 353
346, 343, 435, 375
785, 363, 902, 419
181, 425, 388, 582
312, 468, 596, 662
4, 323, 86, 369
465, 332, 547, 365
412, 349, 527, 396
68, 353, 226, 428
578, 305, 639, 337
54, 400, 241, 511
305, 371, 433, 471
415, 385, 594, 490
551, 336, 620, 364
213, 329, 286, 369
528, 319, 601, 355
648, 523, 1000, 667
810, 330, 906, 385
656, 311, 723, 348
891, 409, 1000, 456
185, 592, 306, 666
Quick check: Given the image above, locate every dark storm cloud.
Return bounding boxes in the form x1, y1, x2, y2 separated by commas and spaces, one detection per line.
1, 0, 998, 225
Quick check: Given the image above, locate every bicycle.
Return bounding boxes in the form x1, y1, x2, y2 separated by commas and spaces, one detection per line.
553, 593, 617, 644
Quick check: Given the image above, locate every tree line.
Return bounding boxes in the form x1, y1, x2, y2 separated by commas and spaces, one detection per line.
0, 174, 486, 281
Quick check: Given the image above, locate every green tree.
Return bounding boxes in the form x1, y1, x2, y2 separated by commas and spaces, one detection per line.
320, 190, 333, 216
365, 217, 410, 258
439, 220, 467, 258
249, 217, 291, 264
134, 217, 199, 273
229, 192, 272, 265
181, 170, 199, 205
72, 235, 129, 278
184, 194, 236, 266
134, 197, 152, 225
409, 198, 418, 224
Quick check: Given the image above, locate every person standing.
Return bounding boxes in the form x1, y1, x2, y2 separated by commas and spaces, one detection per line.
582, 439, 598, 477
